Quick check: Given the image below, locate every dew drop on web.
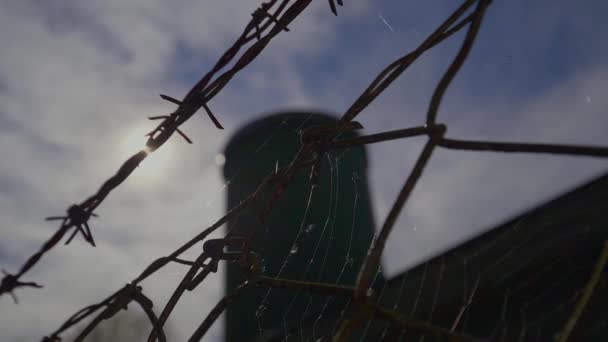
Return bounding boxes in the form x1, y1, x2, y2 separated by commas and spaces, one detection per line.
290, 245, 299, 255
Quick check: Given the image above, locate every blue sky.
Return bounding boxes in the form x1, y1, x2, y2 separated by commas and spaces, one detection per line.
1, 0, 607, 340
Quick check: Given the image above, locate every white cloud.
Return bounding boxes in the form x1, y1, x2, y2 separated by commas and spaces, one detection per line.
0, 0, 351, 340
379, 63, 608, 276
1, 0, 607, 340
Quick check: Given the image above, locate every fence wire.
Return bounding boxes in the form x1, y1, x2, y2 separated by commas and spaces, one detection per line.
1, 0, 607, 341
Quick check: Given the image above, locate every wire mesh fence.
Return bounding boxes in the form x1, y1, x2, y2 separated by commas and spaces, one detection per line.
1, 0, 607, 341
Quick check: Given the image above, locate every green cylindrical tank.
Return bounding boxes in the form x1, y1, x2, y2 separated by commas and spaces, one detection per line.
223, 111, 377, 341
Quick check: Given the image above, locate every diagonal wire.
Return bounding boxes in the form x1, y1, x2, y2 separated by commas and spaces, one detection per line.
2, 0, 607, 341
0, 0, 312, 298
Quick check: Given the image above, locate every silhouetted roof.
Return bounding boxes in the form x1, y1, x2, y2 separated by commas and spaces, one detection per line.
374, 173, 608, 340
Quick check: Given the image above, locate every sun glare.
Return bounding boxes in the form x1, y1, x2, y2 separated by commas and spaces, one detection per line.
117, 126, 177, 184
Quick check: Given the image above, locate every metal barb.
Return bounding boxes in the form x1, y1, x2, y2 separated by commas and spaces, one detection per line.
147, 115, 193, 143
328, 0, 338, 16
159, 94, 182, 105
50, 205, 98, 247
4, 1, 608, 342
202, 103, 224, 129
0, 270, 43, 304
252, 6, 290, 31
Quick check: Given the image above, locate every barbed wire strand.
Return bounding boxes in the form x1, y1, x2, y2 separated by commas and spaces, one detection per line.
0, 0, 308, 298
0, 0, 606, 341
42, 0, 608, 337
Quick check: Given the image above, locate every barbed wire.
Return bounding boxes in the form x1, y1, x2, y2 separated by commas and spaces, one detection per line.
0, 0, 307, 300
1, 0, 607, 341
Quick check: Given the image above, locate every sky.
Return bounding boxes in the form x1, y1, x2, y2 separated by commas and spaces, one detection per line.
1, 0, 607, 341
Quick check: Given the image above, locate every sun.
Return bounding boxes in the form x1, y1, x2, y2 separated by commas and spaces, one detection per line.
116, 125, 177, 184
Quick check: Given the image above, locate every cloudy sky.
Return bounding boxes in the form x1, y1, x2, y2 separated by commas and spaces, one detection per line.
1, 0, 607, 341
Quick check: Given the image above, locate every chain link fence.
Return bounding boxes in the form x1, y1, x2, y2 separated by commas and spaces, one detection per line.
1, 0, 607, 341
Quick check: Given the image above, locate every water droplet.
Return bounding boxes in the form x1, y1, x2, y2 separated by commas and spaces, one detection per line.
305, 224, 315, 234
345, 257, 354, 267
255, 305, 267, 317
585, 95, 592, 103
413, 226, 417, 231
215, 153, 226, 166
290, 245, 299, 255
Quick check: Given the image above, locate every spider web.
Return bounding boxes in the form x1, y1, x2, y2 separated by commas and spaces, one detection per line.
220, 115, 376, 341
51, 116, 298, 341
357, 176, 608, 341
217, 80, 608, 342
219, 112, 607, 342
14, 0, 608, 341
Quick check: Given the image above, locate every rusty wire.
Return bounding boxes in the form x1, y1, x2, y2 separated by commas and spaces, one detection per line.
0, 0, 308, 299
1, 0, 607, 341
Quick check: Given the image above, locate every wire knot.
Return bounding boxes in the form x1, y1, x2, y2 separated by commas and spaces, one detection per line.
202, 238, 263, 278
252, 6, 290, 32
0, 270, 43, 304
46, 204, 98, 246
147, 114, 194, 144
427, 123, 447, 144
103, 283, 150, 319
300, 121, 363, 185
